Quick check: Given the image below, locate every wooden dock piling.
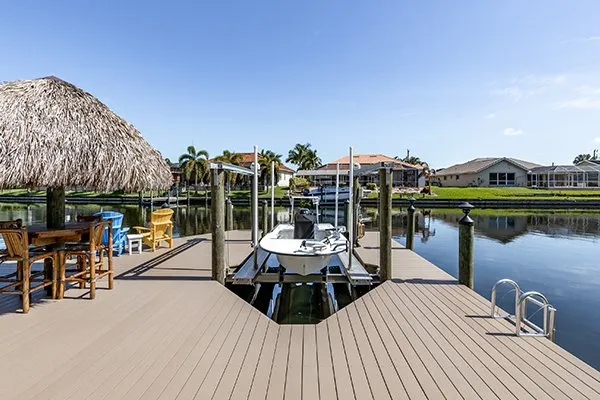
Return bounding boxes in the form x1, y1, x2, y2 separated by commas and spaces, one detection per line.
406, 197, 416, 250
211, 169, 226, 284
379, 168, 392, 281
458, 202, 475, 288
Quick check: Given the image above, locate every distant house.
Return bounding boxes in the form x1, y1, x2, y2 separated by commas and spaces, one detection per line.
214, 152, 295, 187
296, 154, 424, 187
528, 160, 600, 188
433, 157, 540, 187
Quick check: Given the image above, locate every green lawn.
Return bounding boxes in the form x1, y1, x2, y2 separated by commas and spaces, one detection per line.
427, 187, 600, 200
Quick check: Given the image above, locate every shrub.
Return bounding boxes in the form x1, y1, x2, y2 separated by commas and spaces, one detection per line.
289, 177, 310, 192
366, 183, 377, 191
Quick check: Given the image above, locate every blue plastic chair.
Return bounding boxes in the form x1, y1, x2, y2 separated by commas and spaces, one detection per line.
94, 211, 130, 256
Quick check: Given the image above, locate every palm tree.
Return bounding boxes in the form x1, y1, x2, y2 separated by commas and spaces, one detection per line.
259, 149, 283, 189
215, 150, 243, 192
178, 145, 209, 193
573, 154, 592, 165
403, 155, 422, 165
286, 143, 322, 170
420, 161, 436, 193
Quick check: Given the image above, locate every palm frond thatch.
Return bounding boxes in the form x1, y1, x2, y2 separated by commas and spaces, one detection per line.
0, 76, 172, 191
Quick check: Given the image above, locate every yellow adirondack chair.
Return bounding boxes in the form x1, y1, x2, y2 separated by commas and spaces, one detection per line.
133, 208, 174, 251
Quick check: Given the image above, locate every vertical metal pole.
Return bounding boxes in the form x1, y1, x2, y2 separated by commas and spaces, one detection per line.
271, 161, 275, 230
348, 147, 354, 266
379, 168, 392, 281
211, 169, 226, 284
458, 202, 475, 288
406, 197, 416, 250
334, 163, 339, 228
262, 200, 268, 238
226, 197, 233, 231
150, 191, 154, 213
252, 146, 259, 267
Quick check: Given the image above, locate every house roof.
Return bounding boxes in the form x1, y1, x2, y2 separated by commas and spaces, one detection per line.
435, 157, 541, 176
209, 152, 295, 173
530, 160, 600, 174
320, 154, 422, 170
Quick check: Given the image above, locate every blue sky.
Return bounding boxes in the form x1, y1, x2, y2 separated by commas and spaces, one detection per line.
2, 1, 600, 168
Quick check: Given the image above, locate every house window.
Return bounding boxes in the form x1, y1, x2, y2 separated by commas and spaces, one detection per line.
456, 175, 460, 180
444, 176, 447, 181
489, 172, 516, 186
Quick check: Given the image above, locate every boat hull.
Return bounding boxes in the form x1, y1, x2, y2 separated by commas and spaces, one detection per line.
275, 254, 333, 276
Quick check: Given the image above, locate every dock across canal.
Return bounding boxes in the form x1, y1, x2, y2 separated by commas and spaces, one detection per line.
0, 231, 598, 399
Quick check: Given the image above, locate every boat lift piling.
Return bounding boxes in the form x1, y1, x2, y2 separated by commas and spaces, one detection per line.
379, 166, 393, 282
210, 158, 256, 285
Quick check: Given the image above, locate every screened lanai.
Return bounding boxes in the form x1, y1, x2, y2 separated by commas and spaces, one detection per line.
528, 161, 600, 188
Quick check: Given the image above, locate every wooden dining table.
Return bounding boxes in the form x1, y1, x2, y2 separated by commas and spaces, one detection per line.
27, 221, 111, 299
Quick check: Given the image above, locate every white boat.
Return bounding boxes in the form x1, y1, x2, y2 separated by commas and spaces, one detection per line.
259, 223, 348, 276
309, 186, 350, 201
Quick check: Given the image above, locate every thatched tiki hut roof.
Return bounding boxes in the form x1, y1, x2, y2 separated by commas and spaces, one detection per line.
0, 76, 172, 192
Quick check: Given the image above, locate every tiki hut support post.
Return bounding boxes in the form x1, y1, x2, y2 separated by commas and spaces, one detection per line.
45, 186, 66, 295
46, 187, 66, 229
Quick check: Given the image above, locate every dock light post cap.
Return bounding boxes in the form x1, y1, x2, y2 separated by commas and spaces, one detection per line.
458, 202, 474, 224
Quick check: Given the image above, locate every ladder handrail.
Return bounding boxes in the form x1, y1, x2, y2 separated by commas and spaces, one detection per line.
490, 278, 520, 318
516, 291, 557, 341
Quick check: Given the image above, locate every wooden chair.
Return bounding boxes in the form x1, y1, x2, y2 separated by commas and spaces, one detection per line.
133, 208, 174, 251
0, 223, 57, 313
63, 220, 113, 299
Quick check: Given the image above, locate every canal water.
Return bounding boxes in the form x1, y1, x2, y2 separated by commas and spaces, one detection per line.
1, 203, 600, 369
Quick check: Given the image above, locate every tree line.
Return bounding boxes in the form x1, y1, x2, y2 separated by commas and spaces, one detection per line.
166, 142, 322, 189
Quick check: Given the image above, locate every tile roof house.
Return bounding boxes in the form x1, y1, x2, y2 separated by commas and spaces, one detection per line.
433, 157, 541, 187
296, 153, 424, 187
211, 152, 295, 187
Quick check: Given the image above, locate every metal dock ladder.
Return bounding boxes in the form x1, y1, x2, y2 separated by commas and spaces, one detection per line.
491, 278, 557, 342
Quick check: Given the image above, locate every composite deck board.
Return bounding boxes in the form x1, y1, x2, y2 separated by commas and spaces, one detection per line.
344, 302, 393, 400
265, 324, 291, 400
356, 292, 464, 399
302, 325, 320, 400
315, 321, 338, 400
210, 313, 262, 400
165, 298, 247, 400
390, 282, 531, 400
191, 305, 256, 399
228, 317, 272, 400
247, 322, 279, 400
378, 284, 501, 400
326, 316, 357, 400
401, 283, 555, 400
120, 288, 231, 400
1, 231, 599, 400
358, 295, 445, 400
452, 283, 600, 394
428, 283, 590, 400
285, 325, 304, 400
336, 311, 374, 400
437, 283, 600, 399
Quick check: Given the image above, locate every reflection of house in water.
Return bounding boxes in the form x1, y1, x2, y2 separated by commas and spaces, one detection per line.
431, 211, 600, 243
433, 212, 529, 243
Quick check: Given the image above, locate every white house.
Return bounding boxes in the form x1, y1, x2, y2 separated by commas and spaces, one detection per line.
433, 157, 540, 187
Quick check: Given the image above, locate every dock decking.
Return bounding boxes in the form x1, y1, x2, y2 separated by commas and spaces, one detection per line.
0, 231, 598, 399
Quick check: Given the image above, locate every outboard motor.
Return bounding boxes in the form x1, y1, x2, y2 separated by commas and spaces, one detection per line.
294, 208, 316, 239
